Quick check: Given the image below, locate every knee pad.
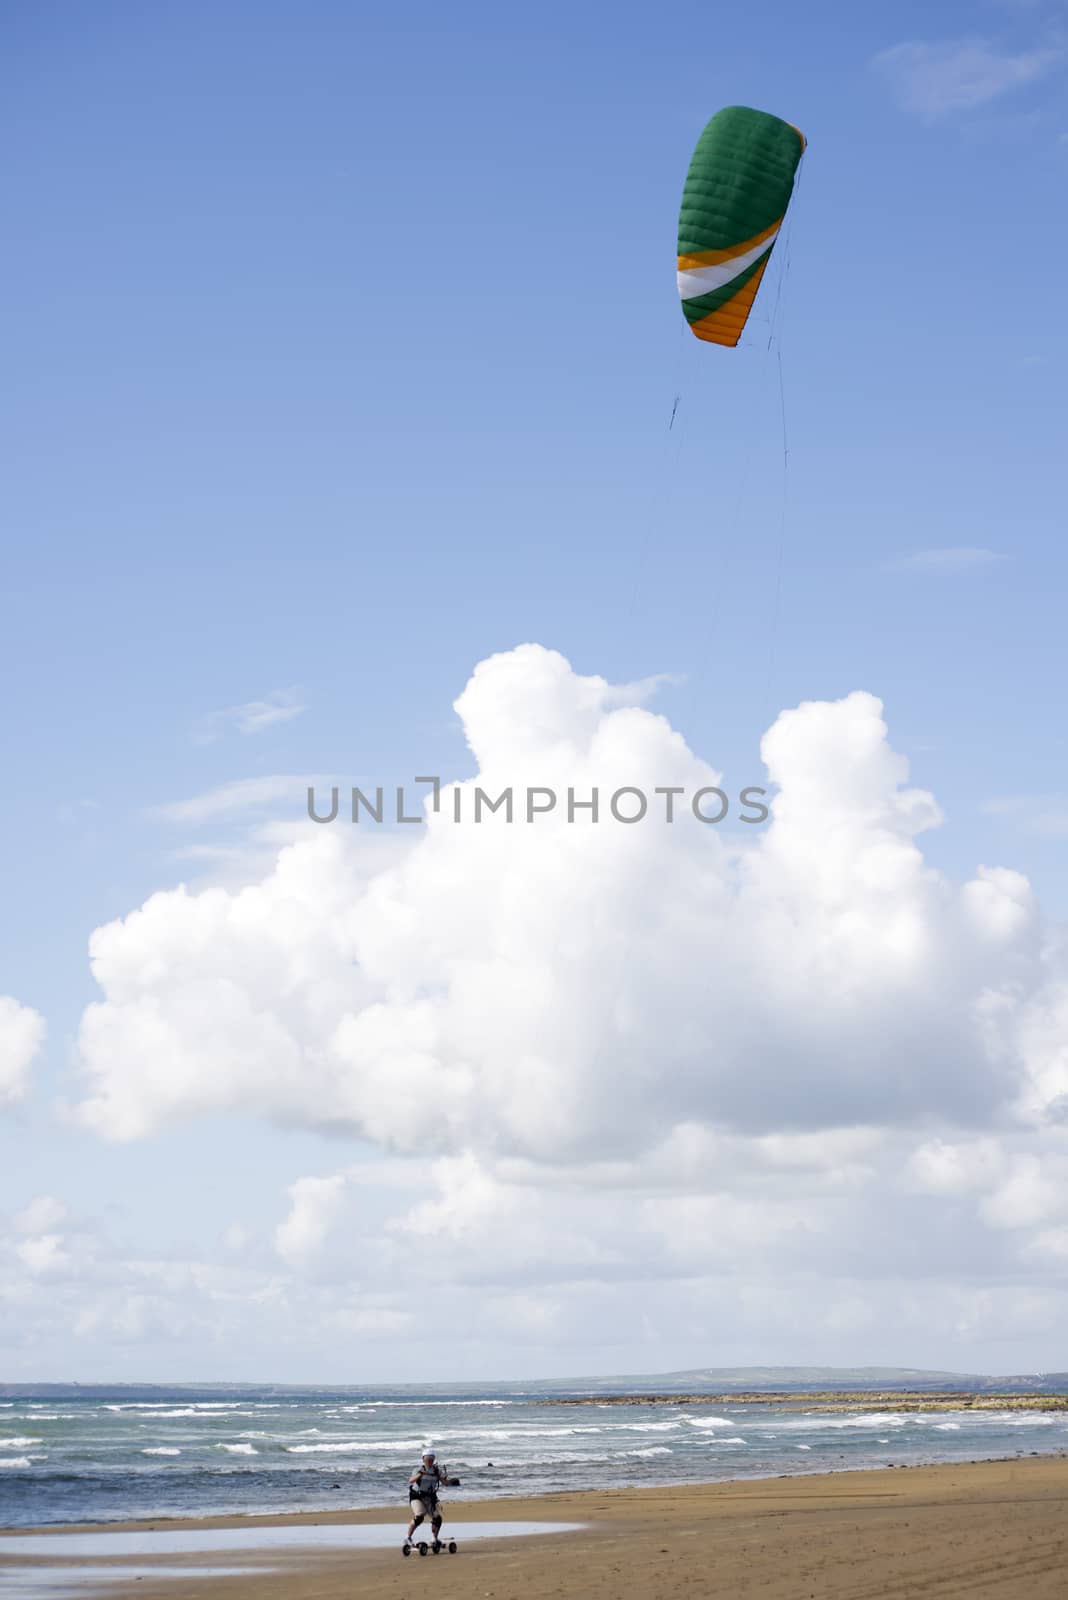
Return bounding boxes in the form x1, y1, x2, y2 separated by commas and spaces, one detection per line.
411, 1513, 424, 1528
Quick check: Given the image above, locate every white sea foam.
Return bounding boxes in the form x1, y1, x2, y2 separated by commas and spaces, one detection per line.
502, 1450, 623, 1467
934, 1423, 961, 1431
0, 1437, 42, 1448
143, 1448, 182, 1456
626, 1447, 673, 1457
986, 1413, 1057, 1427
616, 1421, 680, 1433
106, 1403, 194, 1412
152, 1407, 256, 1419
429, 1425, 604, 1443
286, 1437, 424, 1455
683, 1417, 734, 1430
796, 1444, 812, 1451
107, 1403, 247, 1417
779, 1413, 909, 1431
218, 1443, 258, 1455
0, 1457, 34, 1468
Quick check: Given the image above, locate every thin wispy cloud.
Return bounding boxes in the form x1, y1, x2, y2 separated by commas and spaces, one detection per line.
990, 1, 1068, 13
604, 671, 685, 707
984, 794, 1068, 836
194, 688, 305, 744
152, 775, 313, 825
888, 547, 1007, 574
873, 37, 1062, 119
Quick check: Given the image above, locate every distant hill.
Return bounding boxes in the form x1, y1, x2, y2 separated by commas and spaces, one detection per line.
546, 1366, 1068, 1396
3, 1366, 1068, 1400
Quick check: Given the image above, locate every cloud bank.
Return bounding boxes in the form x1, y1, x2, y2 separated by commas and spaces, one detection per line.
38, 644, 1067, 1373
76, 645, 1066, 1158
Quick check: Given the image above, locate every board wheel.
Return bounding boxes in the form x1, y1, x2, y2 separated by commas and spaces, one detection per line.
448, 1540, 457, 1553
418, 1541, 429, 1556
432, 1540, 441, 1553
402, 1542, 411, 1558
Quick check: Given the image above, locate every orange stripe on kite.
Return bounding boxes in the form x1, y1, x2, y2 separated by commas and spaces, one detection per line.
677, 217, 782, 273
688, 259, 770, 348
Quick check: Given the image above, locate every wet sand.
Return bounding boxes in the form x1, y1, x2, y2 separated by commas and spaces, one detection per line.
3, 1456, 1067, 1598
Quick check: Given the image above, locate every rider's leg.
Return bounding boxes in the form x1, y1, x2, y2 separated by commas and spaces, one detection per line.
407, 1511, 424, 1539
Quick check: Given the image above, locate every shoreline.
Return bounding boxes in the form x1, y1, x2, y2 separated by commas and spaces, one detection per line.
3, 1442, 1068, 1537
3, 1456, 1068, 1598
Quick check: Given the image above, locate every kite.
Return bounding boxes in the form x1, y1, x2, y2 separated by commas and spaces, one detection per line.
678, 106, 805, 348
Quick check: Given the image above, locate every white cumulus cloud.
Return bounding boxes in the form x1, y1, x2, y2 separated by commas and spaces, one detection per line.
0, 997, 46, 1106
73, 645, 1068, 1167
15, 1196, 69, 1235
275, 1175, 348, 1267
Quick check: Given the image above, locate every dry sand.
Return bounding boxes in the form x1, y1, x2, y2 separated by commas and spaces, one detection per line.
3, 1456, 1068, 1599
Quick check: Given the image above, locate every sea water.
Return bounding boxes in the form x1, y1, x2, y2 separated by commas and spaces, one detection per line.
0, 1386, 1064, 1528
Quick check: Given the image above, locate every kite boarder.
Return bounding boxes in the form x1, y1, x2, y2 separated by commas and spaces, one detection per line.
407, 1450, 448, 1543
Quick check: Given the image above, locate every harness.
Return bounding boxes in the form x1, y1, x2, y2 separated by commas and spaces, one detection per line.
409, 1463, 443, 1502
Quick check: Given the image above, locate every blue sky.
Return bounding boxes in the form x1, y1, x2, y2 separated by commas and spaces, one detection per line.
2, 0, 1067, 1380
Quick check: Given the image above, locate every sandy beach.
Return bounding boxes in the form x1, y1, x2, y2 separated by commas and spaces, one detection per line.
3, 1456, 1067, 1599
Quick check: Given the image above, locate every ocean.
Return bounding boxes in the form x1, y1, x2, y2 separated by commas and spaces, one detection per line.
1, 1386, 1065, 1529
